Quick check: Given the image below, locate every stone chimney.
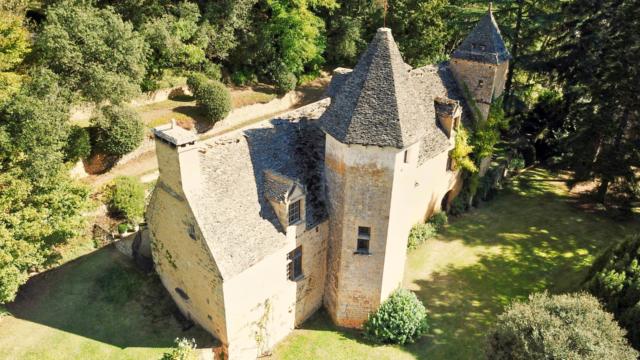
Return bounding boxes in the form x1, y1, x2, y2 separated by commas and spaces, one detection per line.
153, 120, 201, 195
434, 97, 462, 139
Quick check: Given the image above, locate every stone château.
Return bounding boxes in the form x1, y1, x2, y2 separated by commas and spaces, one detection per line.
146, 7, 509, 359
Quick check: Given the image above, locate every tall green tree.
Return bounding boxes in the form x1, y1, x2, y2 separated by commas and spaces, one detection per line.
34, 0, 147, 104
141, 1, 209, 89
0, 10, 30, 103
554, 0, 640, 203
0, 71, 89, 303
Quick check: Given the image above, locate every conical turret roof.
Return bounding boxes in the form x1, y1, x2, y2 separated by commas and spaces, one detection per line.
452, 7, 510, 64
320, 28, 428, 149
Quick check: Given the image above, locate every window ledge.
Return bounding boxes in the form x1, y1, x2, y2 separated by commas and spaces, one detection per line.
290, 274, 305, 282
353, 251, 372, 256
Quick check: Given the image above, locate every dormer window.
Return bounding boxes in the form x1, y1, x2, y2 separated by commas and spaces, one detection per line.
288, 199, 301, 224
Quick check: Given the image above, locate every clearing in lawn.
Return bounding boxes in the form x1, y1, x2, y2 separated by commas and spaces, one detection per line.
0, 246, 216, 360
272, 169, 640, 360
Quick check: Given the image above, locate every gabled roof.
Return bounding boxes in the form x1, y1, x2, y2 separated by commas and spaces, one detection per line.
264, 170, 302, 203
320, 28, 429, 149
452, 7, 511, 64
184, 102, 329, 279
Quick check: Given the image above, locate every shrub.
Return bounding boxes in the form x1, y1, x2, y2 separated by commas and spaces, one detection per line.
230, 69, 256, 86
195, 80, 231, 123
186, 72, 208, 97
108, 176, 145, 222
161, 338, 197, 360
407, 223, 437, 250
585, 235, 640, 349
273, 69, 297, 93
486, 292, 638, 360
91, 105, 144, 156
65, 125, 92, 162
429, 212, 448, 231
363, 289, 428, 345
407, 213, 447, 250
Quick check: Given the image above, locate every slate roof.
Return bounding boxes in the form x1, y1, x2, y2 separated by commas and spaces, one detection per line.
263, 170, 299, 203
185, 101, 329, 279
452, 8, 511, 64
320, 28, 431, 149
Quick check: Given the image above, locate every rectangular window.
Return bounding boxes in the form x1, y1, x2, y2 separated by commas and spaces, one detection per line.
356, 227, 371, 254
404, 150, 409, 163
288, 200, 301, 224
287, 246, 303, 280
478, 79, 484, 88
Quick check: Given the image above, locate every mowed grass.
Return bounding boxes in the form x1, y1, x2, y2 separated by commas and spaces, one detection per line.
0, 246, 215, 360
273, 169, 640, 360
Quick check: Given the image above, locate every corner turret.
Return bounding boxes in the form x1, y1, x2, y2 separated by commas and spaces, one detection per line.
450, 4, 510, 120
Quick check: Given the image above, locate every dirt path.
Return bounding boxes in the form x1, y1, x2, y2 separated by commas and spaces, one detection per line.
85, 76, 331, 188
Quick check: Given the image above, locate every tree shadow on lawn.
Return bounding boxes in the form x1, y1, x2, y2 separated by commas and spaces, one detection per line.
401, 169, 640, 359
6, 245, 216, 350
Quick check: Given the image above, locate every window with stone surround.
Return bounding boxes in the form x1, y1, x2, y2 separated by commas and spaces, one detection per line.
356, 226, 371, 254
287, 246, 303, 280
288, 199, 301, 224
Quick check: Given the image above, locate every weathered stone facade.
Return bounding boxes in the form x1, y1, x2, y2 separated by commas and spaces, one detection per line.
146, 8, 508, 359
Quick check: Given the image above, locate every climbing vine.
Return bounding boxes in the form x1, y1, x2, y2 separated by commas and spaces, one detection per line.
451, 127, 477, 173
255, 299, 272, 355
471, 96, 509, 160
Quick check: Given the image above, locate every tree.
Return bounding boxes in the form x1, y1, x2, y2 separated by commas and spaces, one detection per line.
141, 2, 209, 90
0, 10, 30, 103
0, 68, 72, 185
64, 126, 92, 163
552, 0, 639, 204
34, 0, 147, 104
486, 292, 638, 360
0, 71, 89, 303
108, 176, 145, 223
585, 235, 640, 349
363, 288, 429, 344
201, 0, 257, 61
91, 105, 144, 156
386, 0, 449, 66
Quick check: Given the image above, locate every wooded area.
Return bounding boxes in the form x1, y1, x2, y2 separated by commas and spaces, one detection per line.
0, 0, 638, 324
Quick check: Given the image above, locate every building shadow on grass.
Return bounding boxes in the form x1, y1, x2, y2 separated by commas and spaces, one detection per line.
399, 169, 640, 359
6, 245, 217, 350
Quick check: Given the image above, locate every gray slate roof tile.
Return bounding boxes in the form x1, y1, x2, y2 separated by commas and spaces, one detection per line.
452, 9, 511, 64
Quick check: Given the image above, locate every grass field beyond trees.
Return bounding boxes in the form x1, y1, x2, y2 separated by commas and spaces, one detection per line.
0, 169, 637, 359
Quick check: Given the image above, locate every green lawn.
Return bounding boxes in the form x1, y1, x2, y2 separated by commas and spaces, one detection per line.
1, 169, 637, 359
0, 247, 215, 360
273, 169, 640, 359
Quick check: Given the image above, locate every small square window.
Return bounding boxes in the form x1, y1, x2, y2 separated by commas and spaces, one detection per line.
356, 227, 371, 254
288, 200, 301, 224
478, 79, 484, 88
287, 246, 303, 280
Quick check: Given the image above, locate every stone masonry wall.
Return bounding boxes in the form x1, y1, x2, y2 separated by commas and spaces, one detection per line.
323, 134, 397, 328
222, 221, 328, 359
450, 58, 498, 120
148, 140, 228, 343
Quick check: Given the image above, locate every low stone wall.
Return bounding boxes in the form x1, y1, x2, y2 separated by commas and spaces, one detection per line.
69, 85, 189, 123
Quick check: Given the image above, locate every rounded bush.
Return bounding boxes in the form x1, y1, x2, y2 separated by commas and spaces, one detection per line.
585, 235, 640, 349
108, 176, 145, 222
195, 80, 231, 123
91, 105, 144, 156
486, 292, 638, 360
274, 70, 297, 93
186, 72, 208, 98
363, 289, 428, 344
429, 212, 448, 231
65, 125, 92, 162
